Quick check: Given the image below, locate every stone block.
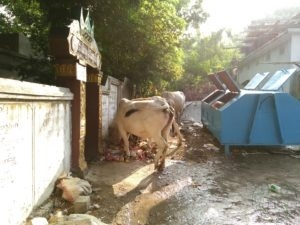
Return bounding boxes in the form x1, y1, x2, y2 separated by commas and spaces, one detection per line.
49, 219, 91, 225
73, 196, 91, 213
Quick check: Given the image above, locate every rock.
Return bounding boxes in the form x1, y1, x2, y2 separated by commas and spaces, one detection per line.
92, 203, 100, 209
48, 219, 91, 225
28, 217, 48, 225
192, 122, 202, 127
68, 214, 108, 225
73, 196, 91, 213
48, 214, 108, 225
48, 211, 65, 224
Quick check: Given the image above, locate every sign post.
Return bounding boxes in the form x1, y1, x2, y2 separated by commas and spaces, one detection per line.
50, 8, 102, 175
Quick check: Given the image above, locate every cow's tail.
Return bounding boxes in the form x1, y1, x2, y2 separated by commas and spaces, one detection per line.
168, 106, 175, 122
164, 106, 175, 130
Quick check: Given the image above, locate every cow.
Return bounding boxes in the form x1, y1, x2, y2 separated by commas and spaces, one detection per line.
114, 96, 175, 171
162, 91, 186, 122
162, 91, 186, 145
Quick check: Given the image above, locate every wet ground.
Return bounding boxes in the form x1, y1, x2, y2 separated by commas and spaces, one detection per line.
85, 125, 300, 225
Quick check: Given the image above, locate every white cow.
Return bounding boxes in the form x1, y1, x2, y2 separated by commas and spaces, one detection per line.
162, 91, 186, 145
114, 96, 175, 171
162, 91, 186, 122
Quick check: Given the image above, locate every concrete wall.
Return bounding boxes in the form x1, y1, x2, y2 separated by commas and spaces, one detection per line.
291, 32, 300, 61
101, 76, 123, 141
0, 78, 73, 225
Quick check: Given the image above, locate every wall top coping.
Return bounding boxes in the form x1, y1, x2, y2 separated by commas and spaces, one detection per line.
0, 78, 73, 100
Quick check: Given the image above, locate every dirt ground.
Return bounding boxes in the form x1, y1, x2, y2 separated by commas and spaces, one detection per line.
83, 123, 300, 225
31, 121, 300, 225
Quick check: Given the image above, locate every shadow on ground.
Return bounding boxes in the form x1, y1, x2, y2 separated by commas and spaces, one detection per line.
85, 125, 300, 225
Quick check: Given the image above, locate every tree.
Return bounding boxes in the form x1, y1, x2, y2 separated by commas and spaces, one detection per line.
0, 0, 55, 84
90, 0, 187, 95
0, 0, 48, 54
1, 0, 235, 95
1, 0, 189, 90
176, 29, 241, 100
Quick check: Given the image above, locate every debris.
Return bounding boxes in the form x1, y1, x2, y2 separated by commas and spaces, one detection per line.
130, 150, 137, 158
56, 175, 92, 202
92, 203, 100, 209
48, 211, 65, 224
203, 143, 219, 151
269, 183, 282, 193
191, 182, 201, 188
192, 122, 202, 127
136, 149, 144, 160
104, 150, 122, 161
139, 140, 151, 150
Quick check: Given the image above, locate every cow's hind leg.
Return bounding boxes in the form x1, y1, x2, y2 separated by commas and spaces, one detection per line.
119, 128, 131, 161
153, 135, 168, 171
172, 121, 184, 146
157, 146, 168, 171
154, 111, 173, 171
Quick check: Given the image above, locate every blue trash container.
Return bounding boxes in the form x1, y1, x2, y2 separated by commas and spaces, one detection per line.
201, 68, 300, 156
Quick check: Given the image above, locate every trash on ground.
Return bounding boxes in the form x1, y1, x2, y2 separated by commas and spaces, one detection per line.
56, 174, 92, 202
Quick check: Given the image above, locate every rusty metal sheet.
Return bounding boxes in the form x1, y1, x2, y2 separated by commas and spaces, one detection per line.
216, 70, 240, 93
208, 74, 226, 91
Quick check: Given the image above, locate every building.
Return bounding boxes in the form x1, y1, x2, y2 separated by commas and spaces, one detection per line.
238, 13, 300, 97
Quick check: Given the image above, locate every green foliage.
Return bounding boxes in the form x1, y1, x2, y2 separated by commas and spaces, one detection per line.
174, 29, 241, 99
17, 57, 55, 84
132, 0, 185, 89
91, 0, 187, 96
178, 0, 208, 29
0, 0, 239, 93
0, 0, 49, 54
39, 0, 92, 31
0, 0, 55, 84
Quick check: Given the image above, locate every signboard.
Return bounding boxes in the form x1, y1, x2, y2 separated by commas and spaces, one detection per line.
67, 8, 101, 69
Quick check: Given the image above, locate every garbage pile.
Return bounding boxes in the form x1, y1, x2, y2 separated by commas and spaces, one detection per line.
56, 173, 92, 203
103, 120, 205, 162
26, 173, 108, 225
103, 137, 157, 162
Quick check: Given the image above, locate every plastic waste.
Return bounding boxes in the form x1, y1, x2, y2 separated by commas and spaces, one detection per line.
268, 183, 281, 193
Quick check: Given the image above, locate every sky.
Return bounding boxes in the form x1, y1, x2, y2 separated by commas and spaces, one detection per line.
201, 0, 300, 35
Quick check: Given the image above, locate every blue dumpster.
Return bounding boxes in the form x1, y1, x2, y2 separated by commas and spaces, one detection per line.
201, 68, 300, 156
